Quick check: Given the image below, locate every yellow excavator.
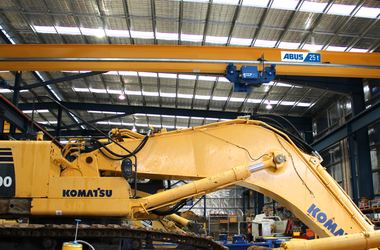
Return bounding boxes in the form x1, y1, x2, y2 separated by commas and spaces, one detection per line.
0, 116, 379, 250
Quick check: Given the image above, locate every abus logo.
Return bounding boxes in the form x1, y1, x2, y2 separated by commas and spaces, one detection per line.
307, 204, 347, 236
283, 54, 304, 60
62, 188, 112, 198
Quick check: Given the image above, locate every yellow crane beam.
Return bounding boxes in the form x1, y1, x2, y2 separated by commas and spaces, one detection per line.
0, 44, 379, 78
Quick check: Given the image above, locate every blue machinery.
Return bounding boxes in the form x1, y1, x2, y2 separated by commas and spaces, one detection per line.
225, 63, 276, 92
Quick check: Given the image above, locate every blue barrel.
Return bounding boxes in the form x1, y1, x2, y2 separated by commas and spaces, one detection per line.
232, 235, 246, 244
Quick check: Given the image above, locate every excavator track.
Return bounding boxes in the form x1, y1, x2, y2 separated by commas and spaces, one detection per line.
0, 223, 227, 250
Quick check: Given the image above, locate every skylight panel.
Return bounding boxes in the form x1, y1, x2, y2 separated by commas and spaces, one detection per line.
139, 72, 158, 77
230, 97, 245, 102
107, 89, 122, 94
162, 115, 175, 118
176, 116, 189, 119
218, 77, 230, 82
242, 0, 269, 8
192, 117, 204, 120
206, 36, 228, 44
183, 0, 208, 3
161, 92, 177, 98
143, 91, 159, 97
105, 29, 130, 37
272, 0, 298, 10
0, 26, 16, 44
198, 76, 217, 81
230, 37, 253, 46
37, 109, 49, 113
125, 90, 141, 95
34, 26, 56, 34
281, 101, 295, 106
213, 0, 239, 5
103, 71, 118, 75
156, 32, 179, 40
130, 30, 154, 39
254, 39, 276, 48
355, 7, 380, 18
300, 1, 327, 13
303, 44, 323, 51
212, 96, 228, 101
147, 114, 161, 117
178, 93, 193, 99
81, 28, 105, 37
179, 74, 197, 80
349, 48, 368, 53
326, 46, 346, 52
278, 42, 301, 49
277, 82, 293, 87
297, 102, 311, 107
159, 73, 177, 79
88, 110, 102, 114
0, 89, 12, 93
181, 34, 203, 42
119, 71, 138, 76
135, 123, 149, 127
73, 87, 90, 92
90, 88, 107, 93
247, 99, 261, 103
328, 4, 356, 16
195, 95, 211, 100
57, 26, 81, 35
176, 126, 189, 129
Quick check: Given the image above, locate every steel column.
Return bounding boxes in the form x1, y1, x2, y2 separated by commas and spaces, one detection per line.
348, 124, 359, 205
351, 83, 374, 200
56, 106, 62, 139
10, 71, 22, 136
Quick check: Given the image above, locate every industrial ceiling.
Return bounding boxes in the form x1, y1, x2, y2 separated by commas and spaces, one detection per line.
0, 0, 379, 138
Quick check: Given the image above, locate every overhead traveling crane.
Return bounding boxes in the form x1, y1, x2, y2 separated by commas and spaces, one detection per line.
0, 44, 379, 78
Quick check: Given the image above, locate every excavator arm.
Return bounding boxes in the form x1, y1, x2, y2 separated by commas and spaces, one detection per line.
0, 117, 376, 250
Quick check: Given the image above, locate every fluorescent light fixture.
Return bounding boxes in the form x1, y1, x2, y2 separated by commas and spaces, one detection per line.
183, 0, 208, 3
277, 82, 293, 87
90, 88, 107, 93
199, 76, 217, 81
176, 116, 189, 119
179, 74, 197, 80
328, 4, 356, 16
135, 123, 148, 127
162, 115, 175, 118
355, 7, 380, 18
88, 110, 102, 114
213, 0, 239, 5
22, 110, 33, 114
326, 46, 346, 52
130, 30, 154, 39
139, 72, 158, 77
181, 34, 203, 42
38, 121, 58, 124
255, 39, 276, 48
119, 94, 126, 100
300, 1, 327, 13
160, 92, 177, 98
0, 89, 12, 93
158, 73, 177, 79
147, 114, 161, 117
242, 0, 269, 8
278, 42, 301, 49
195, 95, 211, 100
206, 118, 219, 121
105, 29, 130, 37
272, 0, 298, 10
143, 91, 159, 97
73, 87, 90, 92
156, 32, 179, 40
37, 109, 49, 113
266, 100, 273, 110
230, 37, 253, 46
205, 36, 228, 44
192, 117, 204, 120
176, 126, 189, 129
349, 48, 368, 53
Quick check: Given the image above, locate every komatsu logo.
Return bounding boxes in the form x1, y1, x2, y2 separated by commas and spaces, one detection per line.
62, 188, 113, 198
307, 204, 347, 236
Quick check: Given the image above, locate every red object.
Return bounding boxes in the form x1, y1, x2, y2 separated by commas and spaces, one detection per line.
285, 219, 293, 235
292, 235, 310, 240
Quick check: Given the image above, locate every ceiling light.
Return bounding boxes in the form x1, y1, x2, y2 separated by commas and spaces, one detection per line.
310, 37, 317, 52
119, 94, 126, 100
266, 101, 273, 110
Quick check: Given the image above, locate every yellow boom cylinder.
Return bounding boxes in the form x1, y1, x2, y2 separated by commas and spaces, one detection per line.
137, 165, 252, 212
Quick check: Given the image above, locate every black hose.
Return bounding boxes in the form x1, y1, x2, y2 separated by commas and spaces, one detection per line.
151, 199, 187, 216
